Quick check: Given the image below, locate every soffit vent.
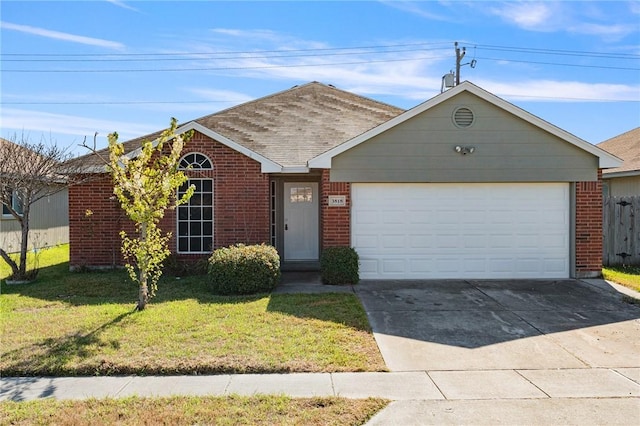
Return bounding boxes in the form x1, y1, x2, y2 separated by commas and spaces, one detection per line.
453, 107, 474, 128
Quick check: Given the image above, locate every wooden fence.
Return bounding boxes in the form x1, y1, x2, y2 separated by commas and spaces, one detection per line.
603, 195, 640, 266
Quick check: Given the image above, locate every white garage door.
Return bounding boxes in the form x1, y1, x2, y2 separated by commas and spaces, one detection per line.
352, 183, 570, 279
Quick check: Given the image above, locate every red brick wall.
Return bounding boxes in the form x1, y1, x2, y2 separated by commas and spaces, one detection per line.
69, 173, 133, 268
320, 169, 351, 248
575, 170, 603, 278
69, 131, 270, 269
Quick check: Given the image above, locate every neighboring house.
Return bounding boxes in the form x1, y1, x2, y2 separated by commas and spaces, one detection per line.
597, 127, 639, 197
68, 81, 620, 279
0, 138, 69, 252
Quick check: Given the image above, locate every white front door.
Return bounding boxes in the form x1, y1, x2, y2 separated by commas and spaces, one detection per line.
284, 182, 319, 261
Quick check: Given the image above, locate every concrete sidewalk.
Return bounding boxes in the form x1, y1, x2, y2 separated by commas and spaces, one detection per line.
3, 368, 639, 401
2, 369, 639, 425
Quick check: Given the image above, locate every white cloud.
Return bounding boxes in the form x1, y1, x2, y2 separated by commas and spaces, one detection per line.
0, 21, 125, 50
379, 1, 451, 21
105, 0, 139, 12
1, 108, 155, 141
487, 2, 560, 31
475, 79, 640, 102
569, 23, 637, 39
483, 1, 638, 40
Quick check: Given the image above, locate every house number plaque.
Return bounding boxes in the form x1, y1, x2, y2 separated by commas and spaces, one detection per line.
328, 195, 346, 207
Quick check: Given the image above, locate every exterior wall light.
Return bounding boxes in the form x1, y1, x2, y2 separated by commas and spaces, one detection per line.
454, 146, 475, 155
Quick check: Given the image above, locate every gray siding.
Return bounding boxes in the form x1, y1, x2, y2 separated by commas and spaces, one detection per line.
331, 92, 598, 183
0, 188, 68, 251
603, 176, 640, 197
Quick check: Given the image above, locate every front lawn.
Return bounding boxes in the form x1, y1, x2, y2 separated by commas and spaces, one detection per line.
0, 395, 389, 426
602, 266, 640, 292
0, 245, 385, 376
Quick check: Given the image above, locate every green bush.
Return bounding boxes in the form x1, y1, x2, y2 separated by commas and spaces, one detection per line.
164, 254, 208, 277
207, 244, 281, 295
321, 246, 359, 285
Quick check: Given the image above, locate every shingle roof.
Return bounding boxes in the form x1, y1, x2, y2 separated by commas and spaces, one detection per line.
72, 82, 404, 170
597, 127, 640, 175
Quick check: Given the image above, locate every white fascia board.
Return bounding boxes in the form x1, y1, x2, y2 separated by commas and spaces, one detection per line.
309, 81, 623, 170
603, 169, 640, 179
279, 166, 310, 174
178, 122, 282, 173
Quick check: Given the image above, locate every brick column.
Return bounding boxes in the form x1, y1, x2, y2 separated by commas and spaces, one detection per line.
320, 169, 350, 248
575, 169, 603, 278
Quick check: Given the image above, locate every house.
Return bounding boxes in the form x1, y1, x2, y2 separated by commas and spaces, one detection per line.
0, 138, 69, 253
597, 127, 639, 197
68, 81, 621, 279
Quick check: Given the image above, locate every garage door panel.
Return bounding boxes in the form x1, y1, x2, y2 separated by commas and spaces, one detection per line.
352, 183, 569, 279
381, 234, 406, 249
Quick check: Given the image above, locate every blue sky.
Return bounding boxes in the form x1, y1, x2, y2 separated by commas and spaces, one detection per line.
1, 1, 639, 156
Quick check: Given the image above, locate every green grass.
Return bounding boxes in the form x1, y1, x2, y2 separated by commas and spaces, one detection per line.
602, 266, 640, 292
0, 395, 389, 426
0, 245, 385, 376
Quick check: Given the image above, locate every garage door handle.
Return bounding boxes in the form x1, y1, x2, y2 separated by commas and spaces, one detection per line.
285, 224, 288, 231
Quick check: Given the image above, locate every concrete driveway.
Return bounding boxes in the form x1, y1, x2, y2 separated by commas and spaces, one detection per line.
354, 279, 640, 371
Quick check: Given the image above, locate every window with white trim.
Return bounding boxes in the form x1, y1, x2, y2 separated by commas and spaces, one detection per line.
2, 190, 23, 218
177, 153, 213, 253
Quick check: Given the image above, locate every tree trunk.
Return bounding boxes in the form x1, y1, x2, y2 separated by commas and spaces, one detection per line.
0, 248, 19, 278
137, 278, 148, 311
18, 208, 30, 278
136, 223, 148, 311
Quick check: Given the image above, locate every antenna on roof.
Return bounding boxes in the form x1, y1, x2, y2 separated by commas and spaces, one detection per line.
441, 42, 477, 92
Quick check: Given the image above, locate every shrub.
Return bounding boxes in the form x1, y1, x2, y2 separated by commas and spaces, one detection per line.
164, 254, 208, 277
207, 244, 281, 295
321, 246, 359, 285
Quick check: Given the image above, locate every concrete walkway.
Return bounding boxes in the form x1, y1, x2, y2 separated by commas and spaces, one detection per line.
2, 369, 639, 424
2, 276, 640, 425
3, 368, 639, 401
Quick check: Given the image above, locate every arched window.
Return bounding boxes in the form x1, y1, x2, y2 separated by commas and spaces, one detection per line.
179, 152, 212, 170
177, 153, 213, 253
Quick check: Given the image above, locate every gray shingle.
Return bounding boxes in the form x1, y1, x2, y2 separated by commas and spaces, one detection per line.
597, 127, 640, 175
70, 82, 404, 170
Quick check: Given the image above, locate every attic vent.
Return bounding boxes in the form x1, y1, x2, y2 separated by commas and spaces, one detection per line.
453, 107, 474, 128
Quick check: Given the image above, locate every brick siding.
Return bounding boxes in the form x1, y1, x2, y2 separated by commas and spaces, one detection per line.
69, 131, 270, 269
320, 169, 351, 248
574, 170, 603, 278
70, 132, 604, 277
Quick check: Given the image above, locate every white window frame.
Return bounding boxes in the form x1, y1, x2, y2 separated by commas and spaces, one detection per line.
2, 190, 23, 218
177, 153, 213, 254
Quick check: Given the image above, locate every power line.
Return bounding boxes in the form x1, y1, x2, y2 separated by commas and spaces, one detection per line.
2, 41, 638, 60
4, 53, 637, 73
1, 100, 228, 105
3, 95, 638, 106
475, 56, 639, 71
0, 41, 454, 57
0, 46, 451, 63
470, 43, 640, 60
1, 54, 452, 72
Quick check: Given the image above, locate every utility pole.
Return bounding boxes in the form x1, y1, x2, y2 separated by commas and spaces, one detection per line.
455, 42, 466, 86
441, 42, 476, 92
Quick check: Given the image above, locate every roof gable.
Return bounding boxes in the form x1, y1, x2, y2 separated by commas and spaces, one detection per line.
71, 82, 403, 172
193, 81, 403, 168
597, 127, 639, 176
309, 81, 622, 169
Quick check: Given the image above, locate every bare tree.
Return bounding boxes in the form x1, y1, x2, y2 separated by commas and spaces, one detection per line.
0, 134, 79, 280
